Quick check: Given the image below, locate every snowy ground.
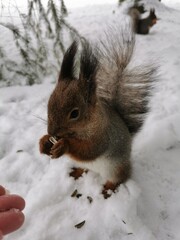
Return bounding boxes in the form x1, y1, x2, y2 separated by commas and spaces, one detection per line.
0, 0, 180, 239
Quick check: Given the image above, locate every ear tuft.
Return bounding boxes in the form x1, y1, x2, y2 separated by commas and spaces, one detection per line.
150, 8, 155, 14
79, 41, 99, 103
59, 41, 78, 81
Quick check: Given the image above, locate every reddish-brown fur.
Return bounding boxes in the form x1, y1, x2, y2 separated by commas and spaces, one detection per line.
39, 135, 53, 155
39, 36, 155, 198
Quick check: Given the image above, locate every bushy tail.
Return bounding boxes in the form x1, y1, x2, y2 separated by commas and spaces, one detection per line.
96, 30, 156, 134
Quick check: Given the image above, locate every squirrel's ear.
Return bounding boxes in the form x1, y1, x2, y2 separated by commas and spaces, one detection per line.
150, 8, 155, 14
59, 41, 78, 81
79, 41, 99, 104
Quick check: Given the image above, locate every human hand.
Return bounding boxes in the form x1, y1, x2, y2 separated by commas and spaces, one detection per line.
0, 186, 25, 239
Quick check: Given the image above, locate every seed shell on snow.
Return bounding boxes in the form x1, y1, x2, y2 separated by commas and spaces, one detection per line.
71, 189, 82, 198
87, 196, 93, 203
76, 193, 82, 198
74, 220, 86, 229
16, 150, 23, 153
71, 189, 78, 197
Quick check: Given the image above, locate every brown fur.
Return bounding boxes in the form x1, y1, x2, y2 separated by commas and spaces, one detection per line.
39, 134, 53, 155
102, 161, 131, 198
39, 32, 156, 197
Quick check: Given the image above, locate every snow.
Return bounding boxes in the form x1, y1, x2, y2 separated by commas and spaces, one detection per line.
0, 0, 180, 239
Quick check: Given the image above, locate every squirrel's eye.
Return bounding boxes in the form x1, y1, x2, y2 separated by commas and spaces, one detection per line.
69, 108, 80, 120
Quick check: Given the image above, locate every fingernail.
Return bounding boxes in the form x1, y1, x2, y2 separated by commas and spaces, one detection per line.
9, 208, 20, 213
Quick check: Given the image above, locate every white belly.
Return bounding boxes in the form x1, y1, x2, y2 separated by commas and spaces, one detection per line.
75, 154, 121, 183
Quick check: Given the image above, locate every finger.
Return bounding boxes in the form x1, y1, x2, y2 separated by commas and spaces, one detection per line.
0, 230, 3, 240
0, 195, 25, 211
0, 209, 25, 235
0, 186, 5, 196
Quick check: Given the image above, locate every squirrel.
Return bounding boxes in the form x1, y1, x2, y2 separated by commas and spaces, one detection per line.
128, 7, 159, 35
39, 31, 155, 198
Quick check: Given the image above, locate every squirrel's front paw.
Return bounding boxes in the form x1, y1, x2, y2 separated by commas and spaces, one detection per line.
50, 139, 66, 159
39, 134, 53, 155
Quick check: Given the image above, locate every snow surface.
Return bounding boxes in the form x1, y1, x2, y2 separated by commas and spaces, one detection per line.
0, 0, 180, 239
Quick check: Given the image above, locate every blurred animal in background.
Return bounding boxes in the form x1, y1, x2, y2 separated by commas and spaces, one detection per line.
128, 5, 159, 34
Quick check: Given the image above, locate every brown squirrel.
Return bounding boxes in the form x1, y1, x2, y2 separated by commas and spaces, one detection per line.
39, 32, 155, 198
128, 7, 159, 34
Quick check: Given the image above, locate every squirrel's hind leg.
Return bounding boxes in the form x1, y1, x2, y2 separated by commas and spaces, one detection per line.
102, 181, 119, 199
102, 161, 131, 199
